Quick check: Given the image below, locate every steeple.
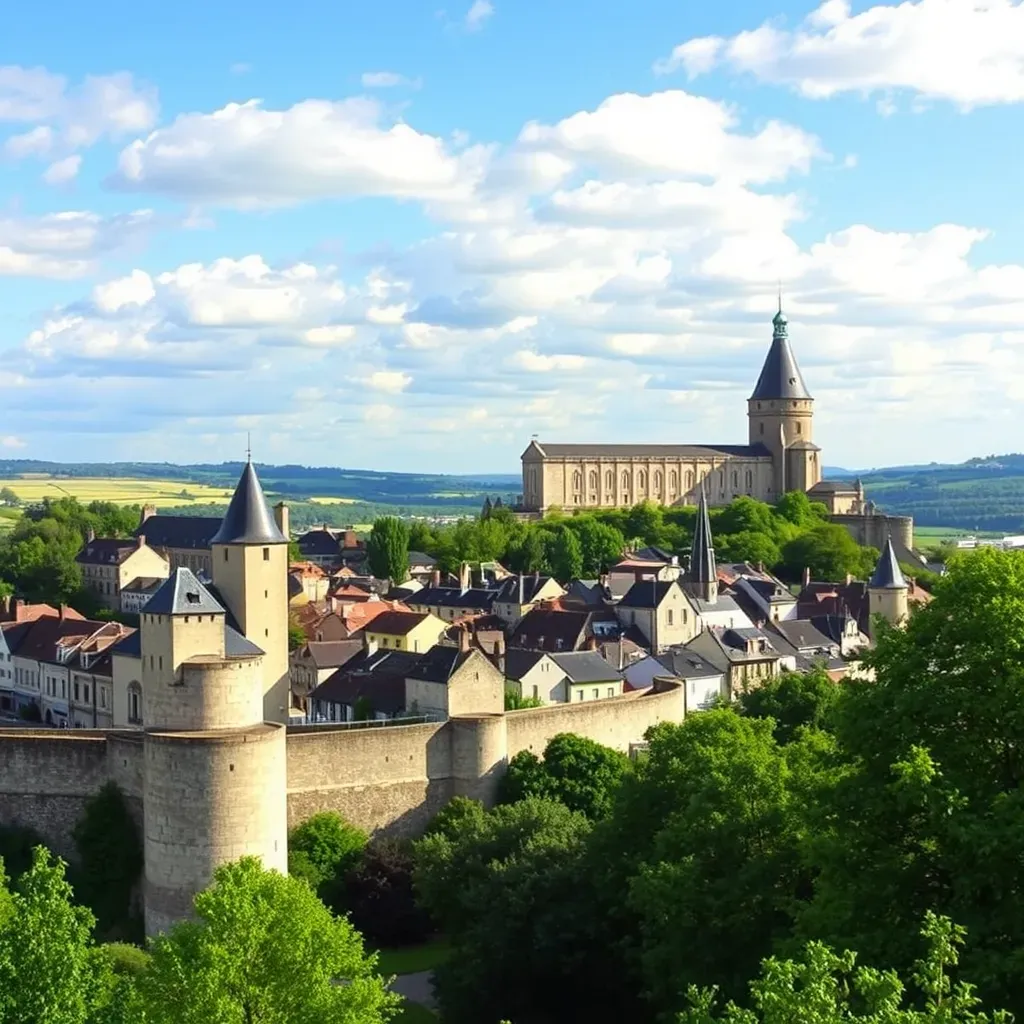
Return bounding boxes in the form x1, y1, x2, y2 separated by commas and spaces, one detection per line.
685, 483, 718, 603
210, 461, 287, 546
869, 536, 907, 590
750, 304, 812, 401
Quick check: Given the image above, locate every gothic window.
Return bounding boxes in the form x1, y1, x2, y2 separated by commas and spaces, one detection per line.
797, 422, 802, 434
685, 470, 693, 490
605, 470, 614, 491
654, 471, 663, 493
621, 471, 629, 490
669, 470, 678, 493
732, 470, 738, 487
638, 470, 647, 490
573, 470, 582, 491
128, 682, 142, 725
588, 470, 598, 491
745, 470, 753, 491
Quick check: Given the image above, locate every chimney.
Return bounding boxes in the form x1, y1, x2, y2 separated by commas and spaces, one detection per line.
459, 562, 471, 594
585, 634, 598, 651
845, 573, 853, 586
757, 561, 764, 573
365, 637, 378, 656
493, 634, 506, 674
136, 534, 146, 549
459, 627, 472, 653
0, 595, 9, 619
431, 569, 441, 588
59, 604, 69, 621
86, 527, 96, 543
140, 504, 156, 526
802, 566, 811, 587
14, 599, 25, 622
274, 502, 290, 539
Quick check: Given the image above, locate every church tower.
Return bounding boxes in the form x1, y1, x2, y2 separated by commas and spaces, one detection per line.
210, 460, 291, 724
748, 305, 821, 497
684, 484, 718, 603
867, 536, 909, 636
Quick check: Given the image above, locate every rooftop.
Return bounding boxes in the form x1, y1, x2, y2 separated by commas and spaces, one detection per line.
146, 568, 225, 617
209, 462, 287, 546
549, 650, 623, 684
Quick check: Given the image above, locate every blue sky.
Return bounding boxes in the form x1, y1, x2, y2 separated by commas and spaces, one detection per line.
2, 0, 1024, 473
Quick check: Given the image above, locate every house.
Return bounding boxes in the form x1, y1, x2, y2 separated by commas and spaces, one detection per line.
405, 645, 504, 720
766, 619, 849, 678
289, 639, 364, 713
406, 584, 499, 622
363, 610, 447, 653
615, 580, 697, 652
68, 642, 118, 729
549, 650, 624, 703
620, 648, 724, 709
685, 627, 782, 699
504, 648, 567, 703
76, 535, 170, 611
509, 607, 595, 653
288, 562, 331, 604
562, 579, 607, 609
135, 507, 226, 574
606, 550, 682, 600
0, 597, 79, 624
309, 648, 422, 722
297, 527, 366, 568
491, 574, 565, 626
407, 551, 439, 582
120, 577, 166, 615
110, 631, 145, 728
719, 563, 798, 624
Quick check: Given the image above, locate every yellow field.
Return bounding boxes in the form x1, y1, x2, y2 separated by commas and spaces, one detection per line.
307, 496, 358, 505
0, 477, 235, 506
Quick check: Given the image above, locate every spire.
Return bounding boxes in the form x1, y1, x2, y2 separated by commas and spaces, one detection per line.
869, 536, 907, 590
751, 303, 811, 401
210, 461, 287, 545
686, 483, 717, 603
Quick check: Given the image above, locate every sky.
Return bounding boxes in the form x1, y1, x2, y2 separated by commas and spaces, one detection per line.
2, 0, 1024, 474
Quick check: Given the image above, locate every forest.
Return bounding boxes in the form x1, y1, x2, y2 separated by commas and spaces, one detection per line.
2, 547, 1021, 1023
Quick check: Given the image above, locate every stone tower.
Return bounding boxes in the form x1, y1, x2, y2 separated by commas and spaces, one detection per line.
684, 484, 718, 603
748, 304, 821, 498
210, 461, 291, 724
141, 568, 287, 936
867, 536, 909, 636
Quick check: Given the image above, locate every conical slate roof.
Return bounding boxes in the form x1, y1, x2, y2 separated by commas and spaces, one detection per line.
210, 461, 287, 546
870, 536, 907, 590
750, 308, 812, 401
146, 567, 225, 616
688, 484, 717, 585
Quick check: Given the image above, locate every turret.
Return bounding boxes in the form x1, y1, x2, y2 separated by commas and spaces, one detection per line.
211, 460, 290, 723
748, 304, 821, 497
867, 536, 909, 636
684, 484, 718, 603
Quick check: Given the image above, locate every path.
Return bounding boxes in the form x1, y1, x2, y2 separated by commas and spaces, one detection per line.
390, 970, 437, 1010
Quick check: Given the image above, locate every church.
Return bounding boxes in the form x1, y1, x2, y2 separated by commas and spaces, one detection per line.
520, 307, 823, 512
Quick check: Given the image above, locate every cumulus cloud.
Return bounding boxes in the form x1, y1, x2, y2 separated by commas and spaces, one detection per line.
110, 98, 488, 208
42, 154, 81, 184
0, 65, 158, 167
465, 0, 494, 30
360, 71, 418, 88
657, 0, 1024, 109
363, 370, 413, 392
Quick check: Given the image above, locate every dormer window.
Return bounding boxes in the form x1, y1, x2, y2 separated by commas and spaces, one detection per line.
185, 591, 201, 605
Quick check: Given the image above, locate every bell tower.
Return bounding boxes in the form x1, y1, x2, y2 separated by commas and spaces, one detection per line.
748, 302, 820, 498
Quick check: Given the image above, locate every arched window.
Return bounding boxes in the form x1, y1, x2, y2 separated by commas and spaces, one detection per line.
654, 471, 663, 493
621, 471, 629, 490
669, 470, 678, 493
732, 470, 739, 487
685, 469, 693, 490
796, 421, 802, 434
745, 470, 753, 491
127, 681, 142, 726
588, 470, 598, 491
573, 470, 582, 491
638, 471, 647, 490
605, 470, 614, 491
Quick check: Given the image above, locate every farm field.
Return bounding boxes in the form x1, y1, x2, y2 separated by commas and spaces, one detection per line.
0, 477, 236, 507
307, 496, 358, 505
914, 525, 1003, 548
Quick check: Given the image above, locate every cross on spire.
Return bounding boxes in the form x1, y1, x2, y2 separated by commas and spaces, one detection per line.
246, 432, 252, 464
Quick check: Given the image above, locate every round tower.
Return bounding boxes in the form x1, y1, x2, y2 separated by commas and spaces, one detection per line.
141, 568, 287, 936
747, 305, 821, 497
867, 537, 909, 637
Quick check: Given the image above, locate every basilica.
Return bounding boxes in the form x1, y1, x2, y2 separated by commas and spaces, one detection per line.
520, 307, 824, 512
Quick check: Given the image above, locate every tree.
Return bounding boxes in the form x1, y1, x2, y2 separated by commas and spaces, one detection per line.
716, 530, 782, 570
366, 516, 410, 583
0, 847, 114, 1024
775, 490, 827, 528
739, 668, 839, 744
681, 913, 1010, 1024
136, 857, 399, 1024
504, 690, 544, 710
0, 823, 45, 881
288, 812, 368, 909
288, 618, 307, 651
549, 526, 583, 582
498, 733, 631, 820
779, 523, 876, 582
569, 517, 626, 577
71, 782, 144, 941
0, 486, 20, 506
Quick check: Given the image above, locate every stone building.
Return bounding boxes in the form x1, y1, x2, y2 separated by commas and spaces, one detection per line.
520, 307, 821, 512
76, 536, 169, 611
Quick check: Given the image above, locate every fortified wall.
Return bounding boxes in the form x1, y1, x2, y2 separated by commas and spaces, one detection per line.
0, 680, 684, 857
832, 512, 914, 557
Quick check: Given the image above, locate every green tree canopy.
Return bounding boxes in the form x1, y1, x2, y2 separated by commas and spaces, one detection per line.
365, 516, 410, 583
288, 812, 367, 909
779, 522, 877, 582
549, 525, 584, 582
739, 668, 840, 744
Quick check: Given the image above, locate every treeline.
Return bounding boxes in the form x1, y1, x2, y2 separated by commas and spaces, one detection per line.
407, 547, 1024, 1022
404, 490, 881, 583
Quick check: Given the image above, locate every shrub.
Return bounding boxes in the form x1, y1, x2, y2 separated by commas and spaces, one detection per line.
288, 812, 367, 909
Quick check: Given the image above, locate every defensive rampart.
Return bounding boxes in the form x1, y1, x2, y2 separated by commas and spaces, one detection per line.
0, 681, 685, 856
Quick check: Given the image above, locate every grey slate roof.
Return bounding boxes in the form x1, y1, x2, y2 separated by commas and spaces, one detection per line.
209, 462, 287, 546
411, 586, 498, 611
530, 443, 772, 459
870, 537, 907, 590
771, 619, 836, 652
504, 647, 550, 681
493, 574, 556, 605
549, 650, 623, 684
225, 626, 264, 657
136, 515, 222, 551
688, 484, 717, 585
408, 645, 473, 684
750, 309, 812, 401
146, 568, 225, 616
656, 648, 723, 680
618, 580, 679, 610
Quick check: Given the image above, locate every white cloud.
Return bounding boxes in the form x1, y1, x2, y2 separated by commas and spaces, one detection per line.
0, 436, 26, 449
111, 98, 487, 208
509, 350, 588, 371
465, 0, 494, 31
361, 71, 417, 88
658, 0, 1024, 109
363, 370, 413, 392
42, 154, 81, 184
519, 91, 824, 184
304, 324, 357, 345
0, 66, 158, 159
93, 270, 156, 312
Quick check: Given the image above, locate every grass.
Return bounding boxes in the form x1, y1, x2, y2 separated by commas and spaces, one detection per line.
914, 525, 1004, 548
0, 477, 235, 507
375, 939, 451, 977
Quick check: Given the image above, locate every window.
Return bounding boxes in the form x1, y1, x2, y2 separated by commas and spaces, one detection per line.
621, 471, 629, 491
607, 687, 614, 698
158, 656, 163, 671
573, 470, 582, 491
759, 423, 764, 435
532, 684, 539, 699
666, 609, 674, 626
605, 470, 614, 491
223, 549, 229, 562
592, 688, 599, 700
100, 688, 107, 709
74, 682, 80, 701
638, 470, 647, 490
654, 470, 663, 494
263, 547, 270, 561
669, 470, 678, 493
128, 682, 142, 725
796, 422, 802, 434
588, 470, 598, 491
685, 470, 694, 490
84, 685, 90, 702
